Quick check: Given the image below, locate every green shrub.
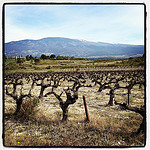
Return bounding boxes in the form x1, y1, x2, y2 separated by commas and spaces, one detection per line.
22, 97, 40, 116
5, 62, 19, 70
17, 58, 24, 63
34, 67, 41, 70
34, 58, 40, 64
47, 70, 54, 73
5, 62, 26, 70
59, 65, 78, 69
45, 65, 51, 69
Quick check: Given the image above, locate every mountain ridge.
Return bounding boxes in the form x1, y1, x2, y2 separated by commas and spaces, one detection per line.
5, 37, 144, 58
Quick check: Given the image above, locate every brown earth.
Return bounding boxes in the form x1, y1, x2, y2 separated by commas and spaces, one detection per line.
4, 76, 145, 147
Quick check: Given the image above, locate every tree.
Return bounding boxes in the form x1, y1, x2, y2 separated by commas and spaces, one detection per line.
17, 58, 23, 63
50, 54, 56, 59
26, 55, 30, 61
44, 73, 85, 122
34, 58, 40, 63
5, 77, 31, 115
71, 56, 75, 59
5, 73, 41, 115
29, 55, 34, 60
56, 55, 62, 60
40, 54, 47, 59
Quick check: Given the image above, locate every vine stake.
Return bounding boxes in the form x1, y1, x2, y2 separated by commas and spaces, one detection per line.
83, 96, 90, 122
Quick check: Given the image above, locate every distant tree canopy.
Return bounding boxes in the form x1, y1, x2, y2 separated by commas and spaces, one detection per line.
17, 54, 88, 61
50, 54, 56, 59
26, 55, 34, 61
40, 54, 47, 60
17, 58, 24, 63
56, 55, 87, 60
39, 54, 87, 60
29, 55, 34, 60
26, 55, 30, 61
34, 58, 40, 63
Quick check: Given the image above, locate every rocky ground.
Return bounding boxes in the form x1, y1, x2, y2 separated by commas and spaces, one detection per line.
4, 74, 145, 147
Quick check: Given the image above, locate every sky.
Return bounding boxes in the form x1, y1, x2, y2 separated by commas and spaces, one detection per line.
4, 4, 145, 45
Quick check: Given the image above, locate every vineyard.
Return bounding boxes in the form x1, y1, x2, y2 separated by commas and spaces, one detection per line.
4, 67, 145, 147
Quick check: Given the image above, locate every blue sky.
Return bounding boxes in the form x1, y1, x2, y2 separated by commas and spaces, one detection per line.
5, 4, 144, 45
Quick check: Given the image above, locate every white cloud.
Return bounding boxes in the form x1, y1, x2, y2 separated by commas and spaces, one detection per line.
4, 4, 144, 45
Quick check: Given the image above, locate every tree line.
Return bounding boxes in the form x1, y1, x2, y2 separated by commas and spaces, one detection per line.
4, 54, 88, 62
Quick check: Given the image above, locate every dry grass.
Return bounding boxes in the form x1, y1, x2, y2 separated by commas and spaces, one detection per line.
4, 74, 145, 147
4, 112, 144, 147
5, 58, 144, 74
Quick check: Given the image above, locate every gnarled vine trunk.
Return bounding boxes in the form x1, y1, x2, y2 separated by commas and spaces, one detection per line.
107, 89, 114, 106
62, 107, 69, 122
14, 99, 23, 115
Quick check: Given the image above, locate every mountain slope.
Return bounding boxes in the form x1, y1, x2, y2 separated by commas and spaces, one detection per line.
5, 37, 144, 58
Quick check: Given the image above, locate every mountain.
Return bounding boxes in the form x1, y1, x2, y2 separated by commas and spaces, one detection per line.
4, 37, 144, 58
